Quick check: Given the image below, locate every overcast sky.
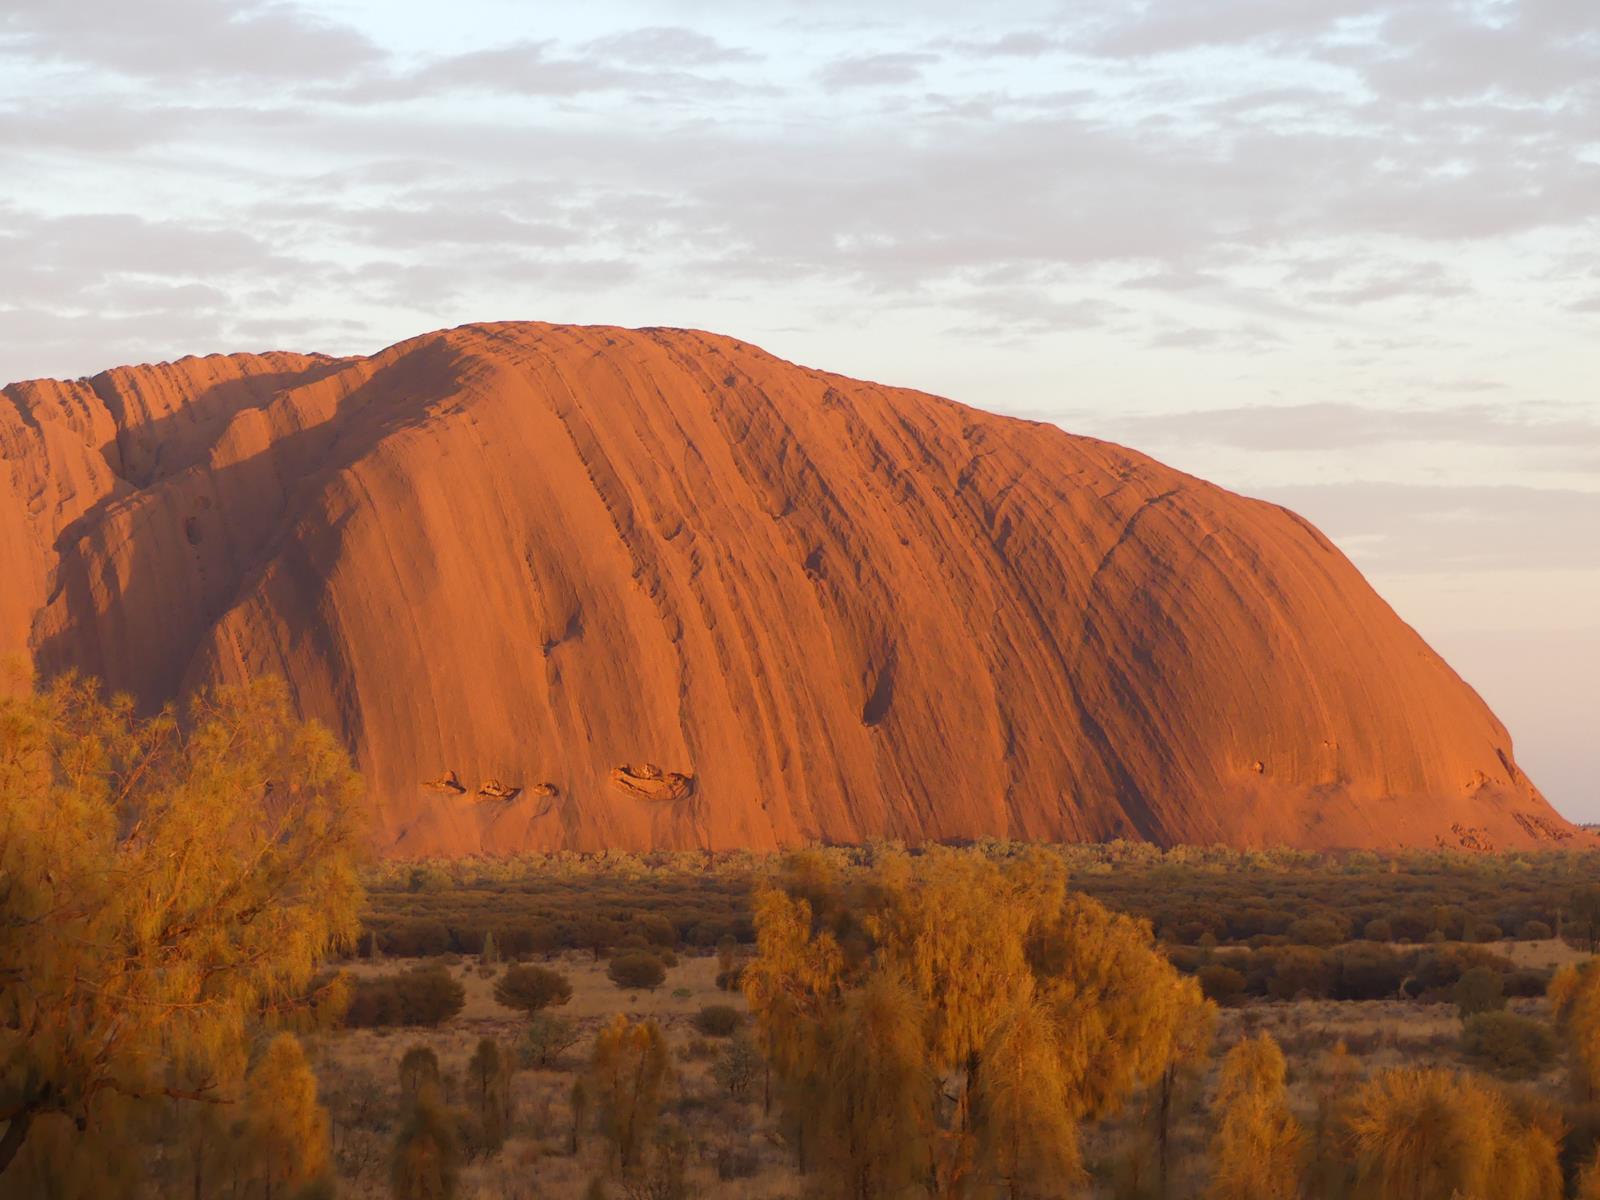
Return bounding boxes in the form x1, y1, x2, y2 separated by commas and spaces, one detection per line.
3, 0, 1596, 817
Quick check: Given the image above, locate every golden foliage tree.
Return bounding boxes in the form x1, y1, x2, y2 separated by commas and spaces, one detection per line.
1028, 889, 1213, 1124
865, 853, 1052, 1186
589, 1015, 671, 1171
242, 1033, 331, 1200
0, 674, 365, 1182
1550, 961, 1600, 1100
1345, 1067, 1560, 1200
1150, 983, 1216, 1197
740, 884, 845, 1161
973, 992, 1083, 1199
1306, 1040, 1361, 1198
815, 972, 931, 1199
1206, 1034, 1303, 1200
745, 847, 1213, 1198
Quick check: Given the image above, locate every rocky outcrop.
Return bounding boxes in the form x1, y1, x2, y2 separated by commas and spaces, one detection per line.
0, 321, 1578, 855
424, 769, 467, 794
610, 764, 695, 803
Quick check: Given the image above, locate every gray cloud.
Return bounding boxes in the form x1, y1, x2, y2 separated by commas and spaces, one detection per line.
0, 206, 308, 307
0, 0, 1596, 382
1299, 261, 1472, 306
321, 40, 749, 103
582, 26, 760, 66
1090, 4, 1358, 57
0, 0, 383, 83
817, 52, 938, 89
1261, 482, 1600, 573
1085, 401, 1600, 453
939, 30, 1064, 59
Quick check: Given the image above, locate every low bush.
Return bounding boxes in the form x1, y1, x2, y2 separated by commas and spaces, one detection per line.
1263, 946, 1333, 1001
1406, 945, 1513, 997
520, 1013, 580, 1069
1287, 914, 1346, 947
345, 964, 465, 1028
1460, 1012, 1557, 1078
678, 1037, 719, 1062
607, 952, 668, 991
713, 1032, 763, 1102
692, 1004, 743, 1037
716, 1145, 762, 1180
1503, 968, 1550, 999
1454, 966, 1506, 1018
1197, 964, 1247, 1006
1329, 944, 1408, 1000
1167, 946, 1206, 973
494, 963, 573, 1015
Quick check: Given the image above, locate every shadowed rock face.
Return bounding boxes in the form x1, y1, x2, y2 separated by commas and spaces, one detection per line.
0, 322, 1577, 855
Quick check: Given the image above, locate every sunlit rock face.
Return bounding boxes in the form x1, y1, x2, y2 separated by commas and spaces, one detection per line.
0, 322, 1573, 855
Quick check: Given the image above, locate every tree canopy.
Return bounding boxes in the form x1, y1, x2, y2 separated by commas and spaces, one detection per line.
0, 673, 366, 1181
493, 964, 573, 1016
743, 846, 1212, 1197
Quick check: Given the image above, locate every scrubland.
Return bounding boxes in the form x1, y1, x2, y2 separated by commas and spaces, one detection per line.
307, 846, 1600, 1199
9, 676, 1600, 1199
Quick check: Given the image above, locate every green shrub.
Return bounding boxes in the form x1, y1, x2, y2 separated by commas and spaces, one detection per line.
607, 953, 667, 991
347, 965, 465, 1028
1287, 914, 1346, 947
692, 1004, 743, 1037
1503, 968, 1550, 999
712, 1032, 763, 1101
1265, 946, 1332, 1000
520, 1013, 580, 1069
1197, 964, 1247, 1006
493, 964, 573, 1015
1329, 944, 1407, 1001
1460, 1012, 1556, 1077
634, 913, 678, 948
1167, 946, 1206, 973
1454, 966, 1506, 1018
1408, 945, 1513, 997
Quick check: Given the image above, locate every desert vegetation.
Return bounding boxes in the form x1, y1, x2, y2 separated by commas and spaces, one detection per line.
0, 673, 364, 1196
9, 676, 1600, 1196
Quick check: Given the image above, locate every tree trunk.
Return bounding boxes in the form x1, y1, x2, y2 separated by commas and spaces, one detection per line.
1156, 1066, 1174, 1199
0, 1111, 32, 1176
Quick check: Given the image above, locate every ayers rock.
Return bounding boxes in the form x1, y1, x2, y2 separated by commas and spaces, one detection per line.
0, 321, 1575, 855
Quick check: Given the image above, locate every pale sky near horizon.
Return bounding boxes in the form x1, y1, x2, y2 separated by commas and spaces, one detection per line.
3, 1, 1596, 817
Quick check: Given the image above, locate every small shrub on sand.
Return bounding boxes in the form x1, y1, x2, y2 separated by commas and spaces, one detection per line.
692, 1004, 743, 1037
494, 963, 573, 1015
608, 953, 668, 992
